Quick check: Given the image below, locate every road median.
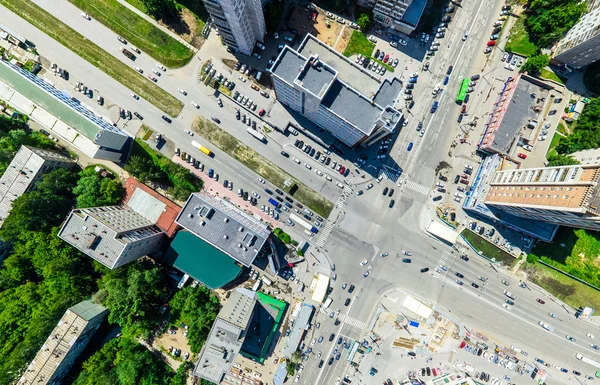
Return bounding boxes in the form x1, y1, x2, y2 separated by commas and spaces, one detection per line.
192, 117, 334, 218
0, 0, 184, 116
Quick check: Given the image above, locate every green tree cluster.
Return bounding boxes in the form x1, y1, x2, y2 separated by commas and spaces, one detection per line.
357, 12, 371, 30
547, 153, 580, 167
142, 0, 178, 20
520, 54, 549, 77
168, 286, 220, 352
556, 98, 600, 154
273, 227, 292, 244
526, 0, 587, 48
73, 166, 124, 208
0, 117, 55, 175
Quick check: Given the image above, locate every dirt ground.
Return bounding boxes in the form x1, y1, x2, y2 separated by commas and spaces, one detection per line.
335, 27, 351, 53
288, 5, 342, 48
159, 8, 205, 49
155, 328, 192, 370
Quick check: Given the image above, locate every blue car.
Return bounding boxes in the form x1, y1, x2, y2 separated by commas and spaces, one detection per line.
430, 101, 439, 113
208, 168, 214, 178
407, 142, 413, 151
443, 76, 449, 85
409, 77, 418, 83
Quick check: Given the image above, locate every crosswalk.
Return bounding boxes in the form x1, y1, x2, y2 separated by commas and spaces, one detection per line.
315, 220, 334, 247
381, 166, 402, 182
336, 185, 353, 208
399, 177, 430, 195
429, 252, 454, 303
338, 313, 366, 330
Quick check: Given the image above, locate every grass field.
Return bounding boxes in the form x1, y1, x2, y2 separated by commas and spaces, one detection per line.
461, 229, 518, 267
523, 262, 600, 310
69, 0, 194, 68
539, 68, 567, 84
342, 31, 393, 72
546, 133, 562, 158
192, 118, 334, 217
505, 17, 539, 57
0, 0, 184, 116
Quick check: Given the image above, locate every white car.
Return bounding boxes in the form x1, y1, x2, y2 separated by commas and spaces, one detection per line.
366, 183, 373, 190
293, 157, 301, 164
252, 191, 261, 199
325, 175, 332, 181
81, 12, 91, 20
399, 38, 407, 46
184, 129, 193, 136
315, 169, 323, 176
410, 72, 419, 78
368, 35, 377, 43
152, 69, 161, 76
305, 163, 312, 170
192, 101, 199, 109
178, 88, 187, 95
238, 74, 246, 82
360, 259, 368, 266
131, 93, 139, 100
389, 41, 398, 48
257, 177, 265, 184
157, 63, 166, 71
588, 333, 595, 339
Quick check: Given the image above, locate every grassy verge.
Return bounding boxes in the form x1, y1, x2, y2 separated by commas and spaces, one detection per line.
192, 118, 334, 217
540, 68, 566, 84
1, 0, 184, 116
342, 31, 394, 72
557, 122, 568, 136
461, 229, 517, 267
505, 17, 539, 57
583, 60, 600, 95
69, 0, 194, 68
523, 262, 600, 310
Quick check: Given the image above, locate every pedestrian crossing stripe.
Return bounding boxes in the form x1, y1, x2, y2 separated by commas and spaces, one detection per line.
338, 314, 366, 330
398, 178, 430, 195
381, 168, 401, 183
316, 221, 334, 247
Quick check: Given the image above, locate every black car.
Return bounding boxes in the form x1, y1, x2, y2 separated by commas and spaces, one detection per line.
454, 175, 460, 184
264, 188, 273, 194
402, 258, 411, 263
457, 114, 463, 123
432, 196, 442, 201
506, 299, 514, 305
446, 65, 453, 75
223, 180, 229, 188
310, 148, 316, 157
328, 357, 334, 365
337, 337, 343, 344
456, 272, 464, 278
460, 255, 469, 261
464, 94, 470, 103
348, 284, 355, 293
275, 189, 284, 195
426, 367, 431, 376
573, 370, 581, 376
439, 175, 448, 182
325, 157, 331, 165
318, 360, 324, 368
329, 333, 335, 342
276, 196, 283, 202
450, 212, 456, 221
243, 191, 249, 201
162, 115, 172, 123
470, 74, 480, 81
388, 188, 394, 197
408, 351, 416, 357
334, 318, 341, 326
315, 151, 321, 160
374, 49, 380, 58
389, 200, 395, 208
345, 298, 351, 306
383, 187, 389, 195
420, 267, 429, 273
211, 116, 221, 123
471, 282, 479, 289
294, 139, 300, 147
281, 151, 289, 157
133, 112, 143, 120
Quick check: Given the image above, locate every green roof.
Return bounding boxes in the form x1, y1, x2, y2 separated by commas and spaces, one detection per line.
168, 231, 241, 289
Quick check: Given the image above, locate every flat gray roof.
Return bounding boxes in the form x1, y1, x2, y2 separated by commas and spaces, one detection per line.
374, 78, 402, 108
176, 193, 270, 267
401, 0, 427, 26
297, 59, 336, 98
298, 35, 380, 97
283, 303, 314, 357
271, 48, 304, 85
322, 80, 382, 134
127, 188, 166, 223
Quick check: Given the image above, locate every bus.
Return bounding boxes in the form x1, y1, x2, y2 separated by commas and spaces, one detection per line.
456, 78, 469, 103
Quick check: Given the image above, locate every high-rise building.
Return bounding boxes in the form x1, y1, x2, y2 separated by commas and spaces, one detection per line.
484, 164, 600, 231
359, 0, 427, 35
0, 145, 74, 228
269, 34, 402, 148
19, 300, 108, 385
552, 2, 600, 68
203, 0, 266, 55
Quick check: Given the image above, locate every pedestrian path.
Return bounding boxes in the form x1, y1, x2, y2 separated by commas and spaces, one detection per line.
338, 314, 366, 330
399, 177, 430, 195
315, 220, 334, 247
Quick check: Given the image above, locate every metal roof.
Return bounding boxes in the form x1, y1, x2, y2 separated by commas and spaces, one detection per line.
283, 303, 314, 357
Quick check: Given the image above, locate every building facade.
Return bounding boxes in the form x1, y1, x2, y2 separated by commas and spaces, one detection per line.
58, 206, 164, 269
203, 0, 265, 55
269, 34, 402, 148
484, 164, 600, 231
552, 3, 600, 68
0, 145, 74, 228
19, 300, 108, 385
359, 0, 426, 35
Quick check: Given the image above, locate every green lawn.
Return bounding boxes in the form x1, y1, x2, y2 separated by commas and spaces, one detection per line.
547, 133, 562, 158
192, 118, 334, 218
523, 261, 600, 310
0, 0, 183, 116
342, 31, 393, 72
583, 60, 600, 95
505, 17, 539, 57
539, 68, 567, 84
69, 0, 193, 68
461, 229, 518, 267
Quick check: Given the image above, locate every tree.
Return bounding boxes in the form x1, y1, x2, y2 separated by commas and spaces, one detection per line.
73, 167, 124, 208
142, 0, 178, 20
526, 0, 586, 47
547, 153, 580, 167
357, 13, 371, 30
520, 54, 549, 77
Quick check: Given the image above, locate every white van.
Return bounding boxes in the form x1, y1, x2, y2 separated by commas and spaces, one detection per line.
323, 297, 333, 308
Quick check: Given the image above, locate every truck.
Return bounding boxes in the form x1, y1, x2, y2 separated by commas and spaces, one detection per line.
247, 128, 265, 142
268, 197, 280, 208
538, 321, 554, 332
576, 353, 600, 369
290, 213, 318, 233
191, 140, 214, 157
120, 47, 136, 60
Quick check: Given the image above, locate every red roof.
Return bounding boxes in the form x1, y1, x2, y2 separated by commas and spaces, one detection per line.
122, 177, 181, 238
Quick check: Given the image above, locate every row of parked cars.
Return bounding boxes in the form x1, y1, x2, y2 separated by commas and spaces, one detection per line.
292, 140, 351, 177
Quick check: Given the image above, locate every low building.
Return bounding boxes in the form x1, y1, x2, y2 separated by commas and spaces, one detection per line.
0, 59, 130, 161
283, 303, 314, 357
269, 34, 402, 148
0, 145, 74, 228
19, 300, 108, 385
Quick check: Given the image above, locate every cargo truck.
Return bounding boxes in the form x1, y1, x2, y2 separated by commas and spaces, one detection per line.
191, 140, 214, 157
120, 47, 136, 60
247, 128, 265, 142
576, 353, 600, 369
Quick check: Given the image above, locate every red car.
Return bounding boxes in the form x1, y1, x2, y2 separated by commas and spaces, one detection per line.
487, 40, 496, 47
148, 74, 157, 82
384, 54, 389, 63
460, 179, 469, 185
339, 165, 346, 175
258, 108, 265, 117
537, 298, 545, 304
461, 105, 467, 114
518, 153, 527, 159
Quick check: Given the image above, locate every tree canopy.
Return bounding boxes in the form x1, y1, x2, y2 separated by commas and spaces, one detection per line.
556, 98, 600, 154
547, 153, 580, 167
142, 0, 178, 20
525, 0, 586, 48
73, 166, 124, 208
520, 54, 549, 77
357, 13, 371, 30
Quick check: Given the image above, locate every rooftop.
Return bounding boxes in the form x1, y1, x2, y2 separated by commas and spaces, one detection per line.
296, 57, 336, 98
298, 34, 380, 97
374, 78, 402, 108
321, 80, 382, 134
283, 303, 314, 357
271, 48, 305, 86
176, 193, 270, 267
401, 0, 428, 27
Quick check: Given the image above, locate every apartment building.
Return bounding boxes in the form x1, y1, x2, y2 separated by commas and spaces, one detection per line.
269, 34, 402, 148
359, 0, 426, 35
484, 164, 600, 231
19, 300, 108, 385
0, 145, 74, 228
552, 2, 600, 68
203, 0, 266, 55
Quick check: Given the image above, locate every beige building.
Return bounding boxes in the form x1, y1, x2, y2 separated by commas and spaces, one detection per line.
485, 164, 600, 231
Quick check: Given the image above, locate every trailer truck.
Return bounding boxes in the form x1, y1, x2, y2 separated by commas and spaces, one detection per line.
247, 128, 265, 142
120, 47, 136, 60
576, 353, 600, 369
191, 140, 214, 157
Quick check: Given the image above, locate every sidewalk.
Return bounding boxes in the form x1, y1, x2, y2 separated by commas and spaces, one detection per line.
115, 0, 198, 53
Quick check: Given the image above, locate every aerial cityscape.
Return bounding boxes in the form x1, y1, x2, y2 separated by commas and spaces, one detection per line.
1, 0, 600, 384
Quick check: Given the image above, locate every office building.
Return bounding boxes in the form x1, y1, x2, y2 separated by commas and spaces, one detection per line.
19, 300, 108, 385
0, 145, 74, 227
269, 34, 402, 148
552, 2, 600, 68
202, 0, 266, 55
484, 163, 600, 231
0, 59, 130, 161
358, 0, 427, 35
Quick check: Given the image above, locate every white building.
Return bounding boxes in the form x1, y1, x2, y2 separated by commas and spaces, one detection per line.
203, 0, 266, 55
0, 145, 74, 227
552, 2, 600, 68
